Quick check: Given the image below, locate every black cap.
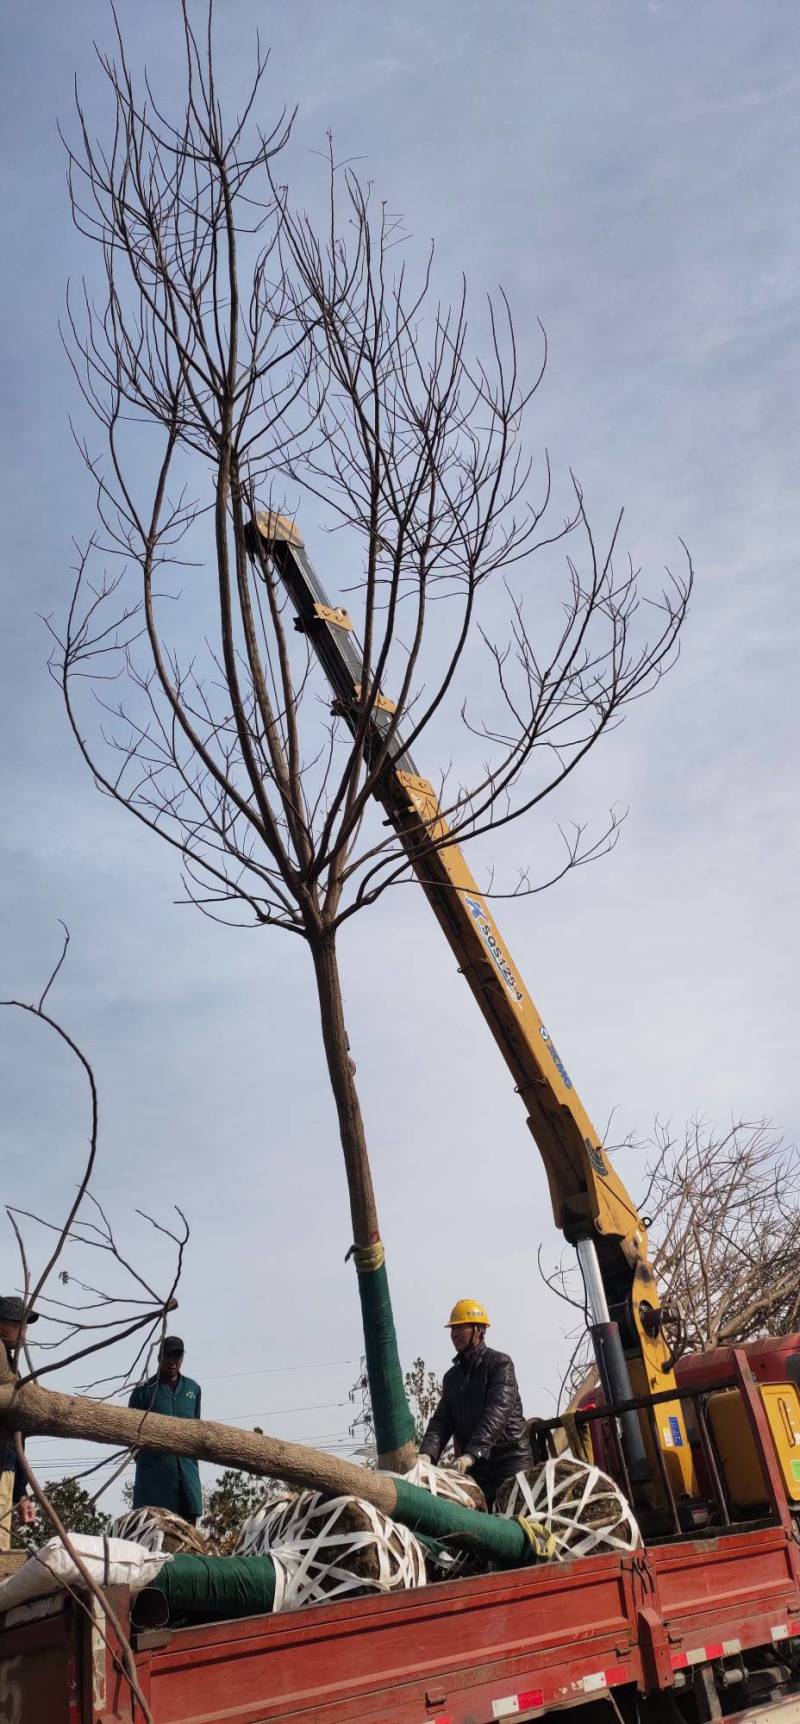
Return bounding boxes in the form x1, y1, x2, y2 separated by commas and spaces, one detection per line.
0, 1296, 39, 1325
161, 1335, 184, 1355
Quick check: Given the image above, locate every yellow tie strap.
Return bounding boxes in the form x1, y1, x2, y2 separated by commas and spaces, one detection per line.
351, 1241, 386, 1272
516, 1516, 558, 1560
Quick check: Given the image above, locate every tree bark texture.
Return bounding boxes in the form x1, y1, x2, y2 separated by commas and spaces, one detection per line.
0, 1378, 397, 1518
309, 930, 379, 1248
307, 930, 418, 1472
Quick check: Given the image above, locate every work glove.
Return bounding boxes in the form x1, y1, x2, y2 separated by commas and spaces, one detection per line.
451, 1454, 475, 1475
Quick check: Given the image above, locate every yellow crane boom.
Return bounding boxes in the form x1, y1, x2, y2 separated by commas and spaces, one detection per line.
247, 512, 695, 1496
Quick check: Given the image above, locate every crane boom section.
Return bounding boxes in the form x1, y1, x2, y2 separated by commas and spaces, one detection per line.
388, 769, 642, 1245
247, 514, 693, 1480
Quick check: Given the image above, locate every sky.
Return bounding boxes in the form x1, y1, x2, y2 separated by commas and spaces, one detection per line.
0, 0, 798, 1509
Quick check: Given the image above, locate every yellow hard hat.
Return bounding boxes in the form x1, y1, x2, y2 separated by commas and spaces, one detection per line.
446, 1299, 490, 1328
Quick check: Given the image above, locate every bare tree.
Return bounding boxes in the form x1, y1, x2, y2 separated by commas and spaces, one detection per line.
53, 4, 690, 1466
643, 1118, 800, 1355
1, 932, 186, 1722
2, 929, 187, 1401
541, 1117, 800, 1406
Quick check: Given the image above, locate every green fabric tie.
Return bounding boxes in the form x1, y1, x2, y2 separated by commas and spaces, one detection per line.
393, 1478, 533, 1566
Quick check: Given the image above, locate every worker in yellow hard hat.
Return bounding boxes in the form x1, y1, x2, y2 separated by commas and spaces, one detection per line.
419, 1299, 531, 1505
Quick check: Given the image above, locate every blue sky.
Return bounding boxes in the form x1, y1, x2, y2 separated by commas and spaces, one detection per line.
0, 0, 798, 1503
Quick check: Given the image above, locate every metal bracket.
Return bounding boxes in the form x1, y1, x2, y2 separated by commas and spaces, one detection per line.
332, 684, 396, 715
293, 601, 353, 633
250, 510, 304, 550
396, 770, 436, 798
354, 683, 396, 713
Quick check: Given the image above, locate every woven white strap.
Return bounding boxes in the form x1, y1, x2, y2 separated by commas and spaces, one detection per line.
236, 1491, 426, 1610
497, 1454, 641, 1556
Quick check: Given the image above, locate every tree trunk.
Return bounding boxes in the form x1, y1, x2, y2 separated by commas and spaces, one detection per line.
0, 1374, 395, 1513
309, 928, 379, 1245
309, 929, 416, 1471
0, 1375, 530, 1569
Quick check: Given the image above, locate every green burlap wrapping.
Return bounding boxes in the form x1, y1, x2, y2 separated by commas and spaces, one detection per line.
393, 1478, 531, 1566
132, 1492, 533, 1626
356, 1259, 416, 1456
145, 1553, 278, 1622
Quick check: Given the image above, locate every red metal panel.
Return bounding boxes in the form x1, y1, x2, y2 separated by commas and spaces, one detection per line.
0, 1605, 81, 1724
5, 1486, 800, 1720
735, 1352, 795, 1534
649, 1526, 800, 1674
676, 1336, 800, 1392
128, 1521, 800, 1722
134, 1526, 800, 1722
636, 1605, 674, 1691
142, 1555, 642, 1724
651, 1528, 797, 1623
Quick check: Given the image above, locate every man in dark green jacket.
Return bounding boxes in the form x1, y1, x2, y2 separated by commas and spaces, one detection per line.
128, 1336, 203, 1523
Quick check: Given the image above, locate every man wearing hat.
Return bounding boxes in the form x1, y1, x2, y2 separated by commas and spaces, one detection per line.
419, 1299, 531, 1506
128, 1336, 203, 1524
0, 1296, 38, 1550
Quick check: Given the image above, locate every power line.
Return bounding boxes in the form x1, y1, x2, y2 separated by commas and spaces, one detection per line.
26, 1436, 362, 1472
213, 1400, 347, 1422
56, 1357, 359, 1398
26, 1399, 348, 1456
196, 1358, 357, 1383
27, 1426, 359, 1462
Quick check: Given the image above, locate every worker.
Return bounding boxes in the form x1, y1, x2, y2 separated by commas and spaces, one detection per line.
0, 1296, 38, 1550
128, 1336, 203, 1524
419, 1300, 531, 1506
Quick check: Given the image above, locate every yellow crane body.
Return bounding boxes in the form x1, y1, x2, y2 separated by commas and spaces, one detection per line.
246, 512, 696, 1497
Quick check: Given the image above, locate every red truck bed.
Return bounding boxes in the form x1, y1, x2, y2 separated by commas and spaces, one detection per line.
3, 1356, 800, 1723
3, 1519, 800, 1724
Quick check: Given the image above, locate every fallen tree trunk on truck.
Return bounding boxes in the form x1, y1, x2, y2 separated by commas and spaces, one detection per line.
0, 1376, 534, 1567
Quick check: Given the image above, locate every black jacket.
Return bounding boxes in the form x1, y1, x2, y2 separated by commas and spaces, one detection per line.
420, 1344, 530, 1477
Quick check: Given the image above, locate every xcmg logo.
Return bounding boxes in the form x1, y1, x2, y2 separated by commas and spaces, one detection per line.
539, 1025, 573, 1091
464, 896, 524, 1006
585, 1137, 609, 1177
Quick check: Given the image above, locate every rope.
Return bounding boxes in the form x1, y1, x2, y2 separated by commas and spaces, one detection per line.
235, 1490, 425, 1610
389, 1455, 487, 1512
109, 1507, 207, 1557
516, 1517, 558, 1560
497, 1455, 641, 1558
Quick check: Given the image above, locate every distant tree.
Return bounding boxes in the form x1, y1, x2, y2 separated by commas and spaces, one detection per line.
541, 1118, 800, 1406
404, 1358, 443, 1443
13, 1477, 110, 1552
644, 1118, 800, 1354
1, 937, 187, 1724
203, 1468, 279, 1554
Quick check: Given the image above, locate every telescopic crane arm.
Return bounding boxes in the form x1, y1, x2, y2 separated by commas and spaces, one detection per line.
246, 512, 695, 1493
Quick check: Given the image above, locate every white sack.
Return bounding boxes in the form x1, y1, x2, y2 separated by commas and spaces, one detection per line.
0, 1534, 169, 1612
